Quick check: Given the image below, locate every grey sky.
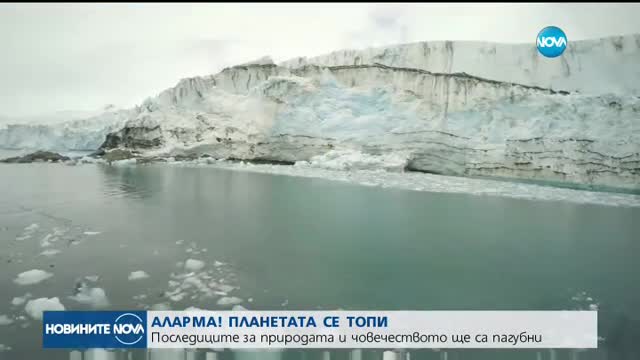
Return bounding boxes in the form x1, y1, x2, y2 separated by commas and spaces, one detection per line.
1, 3, 639, 118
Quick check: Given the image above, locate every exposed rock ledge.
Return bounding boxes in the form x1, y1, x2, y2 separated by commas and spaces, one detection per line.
0, 151, 70, 163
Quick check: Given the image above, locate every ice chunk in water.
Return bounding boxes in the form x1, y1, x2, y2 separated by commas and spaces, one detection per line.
216, 284, 235, 293
11, 293, 31, 306
84, 231, 101, 236
169, 293, 185, 302
0, 344, 12, 352
382, 351, 400, 360
184, 306, 203, 311
25, 297, 65, 320
24, 224, 39, 232
151, 303, 171, 311
40, 249, 61, 257
0, 315, 13, 326
40, 234, 56, 247
84, 349, 117, 360
14, 269, 53, 285
232, 305, 248, 311
184, 259, 205, 271
216, 297, 243, 306
69, 286, 110, 309
128, 271, 150, 281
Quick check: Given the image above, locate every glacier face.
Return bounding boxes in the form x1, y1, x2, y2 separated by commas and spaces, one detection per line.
1, 35, 639, 191
99, 61, 639, 191
0, 108, 132, 151
281, 34, 640, 95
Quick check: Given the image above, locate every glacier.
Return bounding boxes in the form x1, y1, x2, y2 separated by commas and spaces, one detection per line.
0, 107, 132, 151
280, 34, 640, 95
1, 34, 639, 191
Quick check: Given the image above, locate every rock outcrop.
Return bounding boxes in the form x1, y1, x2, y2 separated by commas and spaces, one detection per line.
0, 151, 70, 163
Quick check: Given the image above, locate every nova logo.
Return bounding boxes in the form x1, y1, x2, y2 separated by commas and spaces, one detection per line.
536, 26, 567, 58
114, 313, 145, 345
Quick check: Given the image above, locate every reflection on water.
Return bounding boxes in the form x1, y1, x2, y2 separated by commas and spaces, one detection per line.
0, 163, 639, 360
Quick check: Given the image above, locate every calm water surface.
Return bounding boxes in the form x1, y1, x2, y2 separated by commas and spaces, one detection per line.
0, 163, 638, 360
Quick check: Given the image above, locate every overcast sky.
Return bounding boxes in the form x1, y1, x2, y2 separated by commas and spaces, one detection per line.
1, 3, 639, 118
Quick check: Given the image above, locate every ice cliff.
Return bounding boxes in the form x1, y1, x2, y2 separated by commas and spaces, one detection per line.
1, 35, 639, 191
0, 107, 131, 151
281, 34, 640, 95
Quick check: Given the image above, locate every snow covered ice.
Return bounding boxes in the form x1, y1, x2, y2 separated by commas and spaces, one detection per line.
170, 160, 640, 208
69, 286, 110, 309
11, 294, 30, 307
13, 269, 53, 285
128, 270, 150, 281
184, 259, 205, 271
24, 297, 65, 320
216, 296, 244, 306
40, 249, 61, 257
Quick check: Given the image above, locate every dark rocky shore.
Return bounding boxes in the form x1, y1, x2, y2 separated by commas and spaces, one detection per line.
0, 151, 70, 163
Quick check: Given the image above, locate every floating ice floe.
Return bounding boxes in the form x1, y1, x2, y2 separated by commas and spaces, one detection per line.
69, 285, 110, 309
184, 306, 203, 311
168, 293, 185, 302
150, 303, 171, 311
83, 231, 101, 236
0, 344, 11, 352
11, 293, 31, 306
202, 161, 640, 208
216, 284, 235, 293
24, 224, 40, 232
40, 249, 61, 257
84, 275, 100, 282
570, 290, 600, 311
184, 259, 205, 271
17, 223, 41, 240
39, 233, 61, 248
128, 271, 150, 281
14, 269, 53, 285
0, 315, 13, 326
111, 159, 137, 166
25, 297, 65, 320
232, 305, 248, 311
216, 297, 243, 306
